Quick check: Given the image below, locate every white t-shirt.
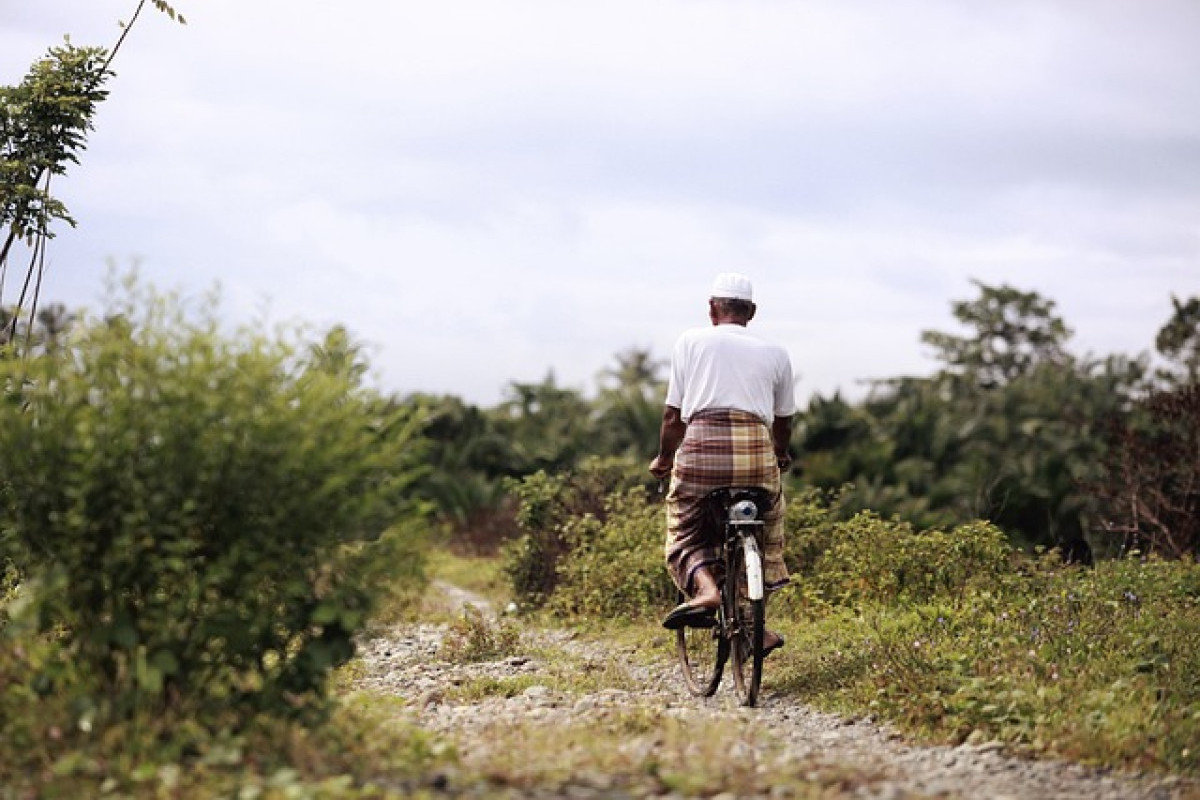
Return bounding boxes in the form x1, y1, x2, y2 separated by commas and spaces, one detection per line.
665, 324, 797, 424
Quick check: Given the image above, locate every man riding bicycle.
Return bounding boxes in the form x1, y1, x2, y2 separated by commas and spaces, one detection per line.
649, 273, 795, 655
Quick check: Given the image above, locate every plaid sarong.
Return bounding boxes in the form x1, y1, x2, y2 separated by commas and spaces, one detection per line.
664, 408, 790, 596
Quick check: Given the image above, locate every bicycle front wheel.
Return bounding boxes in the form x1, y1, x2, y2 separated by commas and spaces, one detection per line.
675, 591, 726, 697
728, 540, 765, 707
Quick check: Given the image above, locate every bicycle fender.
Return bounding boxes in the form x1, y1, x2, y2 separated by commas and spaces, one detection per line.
744, 540, 764, 601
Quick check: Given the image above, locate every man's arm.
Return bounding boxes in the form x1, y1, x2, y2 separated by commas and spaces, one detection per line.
771, 414, 794, 471
648, 405, 686, 479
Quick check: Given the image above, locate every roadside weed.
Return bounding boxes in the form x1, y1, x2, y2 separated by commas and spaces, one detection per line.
439, 604, 522, 663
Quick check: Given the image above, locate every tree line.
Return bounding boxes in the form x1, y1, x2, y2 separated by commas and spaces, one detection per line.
399, 282, 1199, 561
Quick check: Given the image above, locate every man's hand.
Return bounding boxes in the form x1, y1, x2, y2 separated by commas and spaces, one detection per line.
648, 455, 673, 480
772, 414, 794, 474
650, 406, 686, 481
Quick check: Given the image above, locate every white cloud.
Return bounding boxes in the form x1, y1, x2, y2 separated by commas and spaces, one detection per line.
1, 0, 1197, 407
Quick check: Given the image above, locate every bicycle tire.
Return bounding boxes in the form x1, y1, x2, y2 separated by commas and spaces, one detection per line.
728, 540, 765, 707
675, 590, 726, 696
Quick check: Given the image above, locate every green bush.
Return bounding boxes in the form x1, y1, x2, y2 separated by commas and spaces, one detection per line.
550, 487, 676, 620
786, 500, 1011, 608
0, 280, 427, 723
502, 457, 649, 608
782, 486, 842, 579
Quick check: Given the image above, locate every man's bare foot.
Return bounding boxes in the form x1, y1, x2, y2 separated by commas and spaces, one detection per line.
689, 568, 721, 610
663, 601, 718, 629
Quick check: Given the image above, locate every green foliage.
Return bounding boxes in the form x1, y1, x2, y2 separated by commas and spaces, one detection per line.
592, 347, 667, 460
502, 457, 650, 608
493, 372, 595, 476
1, 301, 77, 353
796, 281, 1149, 552
550, 487, 676, 619
782, 486, 846, 580
1, 3, 186, 348
920, 280, 1072, 390
0, 648, 447, 798
811, 515, 1011, 607
1155, 294, 1200, 385
782, 489, 1011, 609
773, 555, 1200, 774
0, 278, 428, 723
0, 41, 109, 338
147, 0, 188, 25
402, 393, 520, 554
404, 349, 666, 555
0, 557, 17, 621
1, 40, 110, 247
439, 604, 521, 663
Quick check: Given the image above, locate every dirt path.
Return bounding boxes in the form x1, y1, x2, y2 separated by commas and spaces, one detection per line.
351, 586, 1196, 799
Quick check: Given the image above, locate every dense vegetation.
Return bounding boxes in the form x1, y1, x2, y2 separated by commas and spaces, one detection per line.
0, 282, 431, 795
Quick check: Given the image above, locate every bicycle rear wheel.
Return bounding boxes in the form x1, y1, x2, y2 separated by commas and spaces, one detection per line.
728, 541, 765, 707
675, 591, 726, 696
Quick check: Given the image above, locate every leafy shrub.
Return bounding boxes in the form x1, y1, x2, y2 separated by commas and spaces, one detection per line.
0, 279, 427, 724
502, 457, 649, 607
789, 506, 1011, 608
782, 486, 842, 579
550, 487, 676, 619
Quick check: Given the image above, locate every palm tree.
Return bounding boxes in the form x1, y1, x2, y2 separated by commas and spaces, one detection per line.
593, 347, 666, 459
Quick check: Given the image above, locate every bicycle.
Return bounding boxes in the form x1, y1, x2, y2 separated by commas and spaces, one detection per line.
675, 486, 772, 707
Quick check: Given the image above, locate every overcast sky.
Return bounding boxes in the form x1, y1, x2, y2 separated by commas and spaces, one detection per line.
2, 0, 1197, 406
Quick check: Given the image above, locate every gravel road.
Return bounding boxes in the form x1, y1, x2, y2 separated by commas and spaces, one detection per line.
350, 583, 1196, 799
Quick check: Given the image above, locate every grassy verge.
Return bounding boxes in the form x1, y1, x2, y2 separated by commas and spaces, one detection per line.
767, 557, 1200, 775
0, 690, 450, 799
427, 550, 511, 604
430, 708, 876, 798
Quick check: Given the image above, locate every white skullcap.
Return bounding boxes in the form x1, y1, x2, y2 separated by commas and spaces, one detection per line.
710, 272, 754, 301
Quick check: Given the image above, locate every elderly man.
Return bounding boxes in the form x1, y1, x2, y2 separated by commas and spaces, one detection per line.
649, 273, 795, 652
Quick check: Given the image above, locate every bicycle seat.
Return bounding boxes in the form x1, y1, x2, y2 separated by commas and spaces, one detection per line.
701, 487, 774, 526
